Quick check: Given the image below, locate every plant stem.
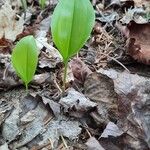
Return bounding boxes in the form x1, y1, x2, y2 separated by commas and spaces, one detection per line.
62, 60, 68, 93
25, 83, 28, 94
21, 0, 27, 19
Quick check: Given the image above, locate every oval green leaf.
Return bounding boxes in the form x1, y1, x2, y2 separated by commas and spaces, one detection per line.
11, 35, 38, 89
51, 0, 95, 63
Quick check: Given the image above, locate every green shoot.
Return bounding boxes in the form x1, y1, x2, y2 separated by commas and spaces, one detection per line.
39, 0, 46, 9
51, 0, 95, 92
11, 35, 38, 92
21, 0, 27, 18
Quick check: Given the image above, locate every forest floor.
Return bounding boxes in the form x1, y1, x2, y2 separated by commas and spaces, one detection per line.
0, 0, 150, 150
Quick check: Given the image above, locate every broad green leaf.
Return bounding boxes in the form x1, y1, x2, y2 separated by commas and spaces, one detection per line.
11, 35, 38, 89
51, 0, 95, 63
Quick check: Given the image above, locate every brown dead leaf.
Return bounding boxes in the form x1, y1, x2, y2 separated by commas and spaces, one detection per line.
117, 21, 150, 65
84, 72, 118, 104
98, 68, 150, 148
0, 38, 12, 53
84, 72, 118, 124
126, 22, 150, 65
70, 58, 92, 86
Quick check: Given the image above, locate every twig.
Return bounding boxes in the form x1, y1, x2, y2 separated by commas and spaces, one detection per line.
49, 138, 54, 150
61, 135, 68, 149
98, 46, 130, 72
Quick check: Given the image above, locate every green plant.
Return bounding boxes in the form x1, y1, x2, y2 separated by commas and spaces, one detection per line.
39, 0, 46, 9
21, 0, 27, 18
11, 35, 38, 92
51, 0, 95, 91
21, 0, 27, 10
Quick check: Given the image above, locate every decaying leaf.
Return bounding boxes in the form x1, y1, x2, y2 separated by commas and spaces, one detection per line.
84, 72, 118, 124
59, 88, 97, 118
2, 109, 20, 142
126, 22, 150, 65
0, 54, 22, 91
32, 73, 50, 85
9, 94, 53, 149
0, 1, 24, 41
98, 68, 150, 148
0, 143, 9, 150
0, 98, 13, 126
84, 72, 118, 104
41, 96, 61, 117
133, 0, 150, 7
120, 8, 148, 24
100, 122, 123, 138
117, 21, 150, 65
86, 137, 105, 150
38, 42, 62, 69
70, 58, 92, 86
131, 82, 150, 147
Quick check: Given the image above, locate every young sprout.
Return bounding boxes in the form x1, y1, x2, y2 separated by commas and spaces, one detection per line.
11, 35, 38, 92
51, 0, 95, 92
21, 0, 27, 18
39, 0, 46, 9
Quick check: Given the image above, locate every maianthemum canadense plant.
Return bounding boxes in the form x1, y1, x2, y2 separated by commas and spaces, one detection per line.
51, 0, 95, 91
39, 0, 46, 9
11, 0, 95, 93
11, 35, 38, 92
21, 0, 46, 11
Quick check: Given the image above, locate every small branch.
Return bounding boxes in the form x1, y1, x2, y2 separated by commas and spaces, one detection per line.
98, 46, 130, 73
61, 135, 68, 149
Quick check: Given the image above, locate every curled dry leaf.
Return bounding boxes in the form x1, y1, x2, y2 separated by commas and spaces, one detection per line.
126, 22, 150, 65
70, 58, 92, 86
38, 42, 62, 69
41, 96, 61, 117
117, 21, 150, 65
0, 1, 24, 41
